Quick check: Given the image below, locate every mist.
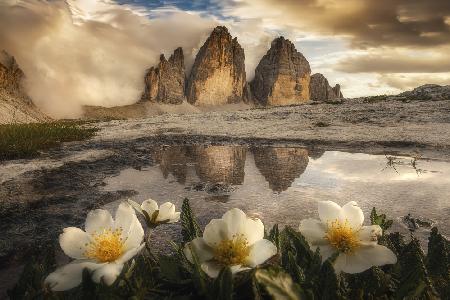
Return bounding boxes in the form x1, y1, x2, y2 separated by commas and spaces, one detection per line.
0, 0, 217, 118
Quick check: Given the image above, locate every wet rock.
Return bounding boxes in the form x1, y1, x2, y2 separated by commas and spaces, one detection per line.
141, 47, 186, 104
402, 213, 434, 231
309, 73, 343, 102
186, 26, 246, 105
253, 147, 309, 192
251, 37, 311, 106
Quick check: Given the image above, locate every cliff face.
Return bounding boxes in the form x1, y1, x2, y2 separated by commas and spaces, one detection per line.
251, 37, 311, 106
310, 73, 344, 101
141, 47, 185, 104
186, 26, 246, 106
0, 51, 50, 124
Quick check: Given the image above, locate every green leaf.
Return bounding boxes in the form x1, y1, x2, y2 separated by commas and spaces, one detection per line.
159, 255, 183, 282
181, 198, 202, 243
254, 268, 304, 300
212, 267, 233, 300
317, 260, 346, 300
395, 238, 439, 299
427, 227, 450, 298
370, 207, 393, 232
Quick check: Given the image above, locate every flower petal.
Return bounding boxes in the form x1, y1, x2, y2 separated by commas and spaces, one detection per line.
141, 199, 158, 215
156, 202, 176, 222
318, 245, 336, 262
299, 218, 327, 245
201, 261, 223, 278
184, 237, 214, 263
342, 201, 364, 228
337, 245, 397, 274
318, 201, 342, 223
92, 263, 124, 286
246, 239, 277, 267
241, 218, 265, 246
114, 202, 136, 238
333, 253, 347, 274
169, 212, 181, 223
85, 209, 113, 234
123, 215, 144, 250
203, 219, 230, 247
117, 244, 144, 264
230, 265, 250, 274
222, 208, 247, 236
45, 261, 101, 291
357, 245, 397, 268
59, 227, 90, 259
358, 225, 382, 245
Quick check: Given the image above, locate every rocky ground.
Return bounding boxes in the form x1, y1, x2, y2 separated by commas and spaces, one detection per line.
91, 98, 450, 160
1, 98, 450, 295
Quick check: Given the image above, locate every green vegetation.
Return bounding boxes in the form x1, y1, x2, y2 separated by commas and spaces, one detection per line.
9, 200, 450, 299
364, 95, 388, 103
0, 122, 97, 160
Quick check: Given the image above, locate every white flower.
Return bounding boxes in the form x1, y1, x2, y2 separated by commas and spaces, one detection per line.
45, 203, 144, 291
183, 208, 277, 278
299, 201, 397, 274
128, 198, 180, 226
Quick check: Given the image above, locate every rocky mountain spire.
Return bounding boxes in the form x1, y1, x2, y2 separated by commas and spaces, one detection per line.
251, 37, 311, 106
141, 47, 185, 104
0, 50, 27, 99
186, 26, 246, 105
310, 73, 344, 101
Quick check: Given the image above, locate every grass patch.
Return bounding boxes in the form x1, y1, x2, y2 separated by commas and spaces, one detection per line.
0, 121, 98, 161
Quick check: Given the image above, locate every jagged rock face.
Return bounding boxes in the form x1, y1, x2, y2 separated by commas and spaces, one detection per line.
141, 47, 185, 104
253, 147, 309, 192
251, 37, 311, 106
0, 50, 26, 98
0, 50, 50, 123
398, 84, 450, 100
186, 26, 246, 105
332, 84, 343, 99
309, 73, 343, 102
193, 145, 246, 185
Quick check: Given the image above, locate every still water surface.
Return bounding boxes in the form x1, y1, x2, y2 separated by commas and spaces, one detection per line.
102, 145, 450, 243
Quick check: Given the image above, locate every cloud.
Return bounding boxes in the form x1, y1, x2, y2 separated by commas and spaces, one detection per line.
377, 73, 450, 91
334, 47, 450, 73
0, 0, 216, 118
219, 0, 450, 48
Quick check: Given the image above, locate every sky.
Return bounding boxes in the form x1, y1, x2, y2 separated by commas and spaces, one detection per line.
0, 0, 449, 117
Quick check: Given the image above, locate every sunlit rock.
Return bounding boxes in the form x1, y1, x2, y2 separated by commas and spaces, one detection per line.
141, 47, 186, 104
186, 26, 246, 105
251, 37, 311, 106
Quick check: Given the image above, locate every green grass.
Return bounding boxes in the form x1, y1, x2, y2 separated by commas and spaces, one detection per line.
0, 122, 98, 160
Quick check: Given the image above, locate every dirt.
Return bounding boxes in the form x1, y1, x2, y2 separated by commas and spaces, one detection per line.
0, 98, 449, 295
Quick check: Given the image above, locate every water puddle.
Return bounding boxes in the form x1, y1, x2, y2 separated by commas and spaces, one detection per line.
102, 145, 450, 241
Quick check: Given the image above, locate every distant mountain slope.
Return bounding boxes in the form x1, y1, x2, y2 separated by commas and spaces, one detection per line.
0, 51, 50, 124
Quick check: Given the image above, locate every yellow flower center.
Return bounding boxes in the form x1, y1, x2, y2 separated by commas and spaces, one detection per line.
85, 228, 124, 262
325, 219, 360, 254
214, 234, 250, 266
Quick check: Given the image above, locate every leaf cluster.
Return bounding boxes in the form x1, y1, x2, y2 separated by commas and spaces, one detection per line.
9, 201, 450, 300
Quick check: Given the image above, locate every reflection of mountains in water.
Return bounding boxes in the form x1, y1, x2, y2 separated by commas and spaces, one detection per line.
149, 145, 310, 192
253, 147, 309, 192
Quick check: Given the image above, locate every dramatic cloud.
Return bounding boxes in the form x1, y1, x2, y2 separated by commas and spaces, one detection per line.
335, 47, 450, 73
0, 0, 216, 118
219, 0, 450, 48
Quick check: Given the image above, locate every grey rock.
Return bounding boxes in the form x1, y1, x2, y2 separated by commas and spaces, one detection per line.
398, 84, 450, 101
309, 73, 343, 102
186, 26, 246, 105
251, 37, 311, 106
141, 47, 185, 104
